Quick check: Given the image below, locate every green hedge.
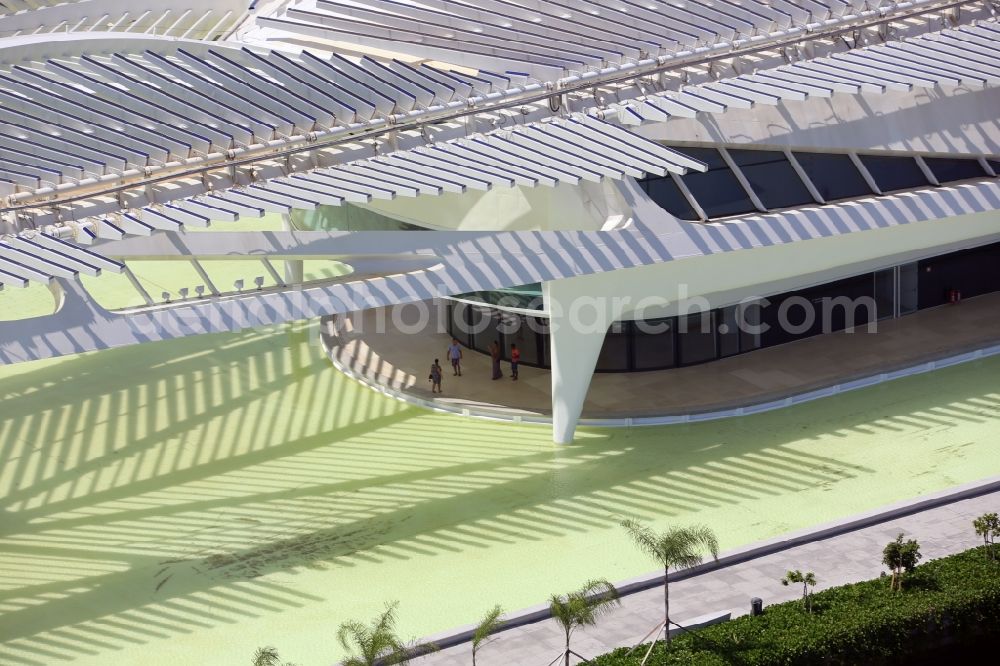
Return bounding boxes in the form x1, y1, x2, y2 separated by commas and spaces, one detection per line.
591, 547, 1000, 665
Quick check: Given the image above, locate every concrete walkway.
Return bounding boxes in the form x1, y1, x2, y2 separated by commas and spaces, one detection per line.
412, 481, 1000, 666
324, 292, 1000, 419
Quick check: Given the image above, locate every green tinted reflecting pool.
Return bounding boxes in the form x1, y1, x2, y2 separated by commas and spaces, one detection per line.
1, 323, 998, 666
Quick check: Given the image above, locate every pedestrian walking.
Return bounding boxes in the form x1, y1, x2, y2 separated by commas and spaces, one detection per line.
429, 358, 443, 393
510, 343, 520, 380
489, 340, 502, 380
446, 338, 463, 376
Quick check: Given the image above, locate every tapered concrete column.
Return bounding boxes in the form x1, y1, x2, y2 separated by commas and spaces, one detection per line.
282, 213, 304, 284
545, 277, 627, 444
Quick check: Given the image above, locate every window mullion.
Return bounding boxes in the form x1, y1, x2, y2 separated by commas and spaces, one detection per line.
848, 151, 883, 195
670, 172, 709, 221
719, 146, 767, 212
784, 149, 825, 204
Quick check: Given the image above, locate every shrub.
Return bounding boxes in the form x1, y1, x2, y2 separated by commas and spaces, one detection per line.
881, 533, 921, 591
973, 512, 1000, 560
591, 547, 1000, 665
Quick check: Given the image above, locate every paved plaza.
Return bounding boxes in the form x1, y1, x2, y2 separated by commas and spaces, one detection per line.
414, 485, 1000, 665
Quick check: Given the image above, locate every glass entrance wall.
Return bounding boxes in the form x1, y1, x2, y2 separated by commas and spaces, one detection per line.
670, 147, 759, 218
858, 155, 929, 192
446, 241, 1000, 373
874, 268, 895, 320
638, 148, 992, 222
917, 242, 1000, 308
791, 152, 872, 202
451, 283, 544, 310
727, 149, 814, 209
899, 263, 919, 315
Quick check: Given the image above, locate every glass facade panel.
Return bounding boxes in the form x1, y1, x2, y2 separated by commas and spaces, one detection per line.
596, 322, 631, 372
917, 241, 1000, 309
452, 284, 544, 310
632, 317, 675, 370
791, 152, 872, 201
677, 312, 716, 366
923, 158, 987, 183
676, 147, 757, 218
468, 306, 495, 354
717, 305, 740, 357
449, 302, 472, 347
727, 149, 815, 209
899, 263, 919, 315
739, 301, 763, 352
536, 318, 551, 367
874, 269, 895, 320
638, 175, 700, 220
450, 243, 1000, 373
859, 155, 929, 192
508, 316, 542, 366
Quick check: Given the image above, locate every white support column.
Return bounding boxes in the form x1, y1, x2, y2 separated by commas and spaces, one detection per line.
281, 213, 304, 284
545, 277, 627, 444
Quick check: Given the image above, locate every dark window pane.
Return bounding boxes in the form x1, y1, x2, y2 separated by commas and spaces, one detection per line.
596, 322, 631, 371
496, 312, 524, 359
874, 269, 894, 320
639, 175, 699, 220
449, 302, 472, 347
989, 160, 1000, 175
677, 311, 716, 366
923, 158, 987, 183
453, 283, 544, 310
505, 314, 542, 365
633, 317, 676, 370
718, 305, 740, 357
469, 306, 496, 354
916, 241, 1000, 309
899, 263, 918, 315
791, 152, 872, 202
675, 147, 757, 218
727, 149, 815, 209
739, 301, 763, 352
535, 318, 551, 367
859, 155, 929, 192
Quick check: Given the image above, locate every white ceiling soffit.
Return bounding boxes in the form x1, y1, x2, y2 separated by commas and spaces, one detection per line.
57, 116, 707, 240
5, 176, 1000, 364
612, 22, 1000, 125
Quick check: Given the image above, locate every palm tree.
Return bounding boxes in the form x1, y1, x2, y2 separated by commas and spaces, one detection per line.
548, 579, 620, 666
620, 519, 719, 648
252, 646, 295, 666
780, 570, 817, 612
337, 602, 413, 666
471, 605, 505, 666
